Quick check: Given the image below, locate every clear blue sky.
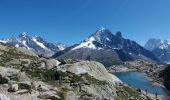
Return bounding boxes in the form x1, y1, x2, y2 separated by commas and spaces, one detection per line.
0, 0, 170, 45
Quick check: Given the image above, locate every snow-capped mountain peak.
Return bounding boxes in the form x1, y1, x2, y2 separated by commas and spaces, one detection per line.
91, 28, 113, 44
159, 40, 169, 49
97, 27, 108, 32
19, 32, 28, 38
72, 28, 113, 50
32, 37, 48, 50
53, 28, 159, 67
145, 39, 170, 50
94, 28, 112, 37
0, 33, 67, 57
145, 38, 170, 63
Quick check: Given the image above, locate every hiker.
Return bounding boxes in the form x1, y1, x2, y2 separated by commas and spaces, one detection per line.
54, 72, 60, 85
155, 92, 158, 98
37, 85, 43, 95
145, 89, 148, 95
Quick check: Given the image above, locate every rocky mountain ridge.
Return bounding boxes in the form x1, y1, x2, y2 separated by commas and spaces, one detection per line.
145, 38, 170, 64
0, 32, 67, 57
53, 28, 159, 67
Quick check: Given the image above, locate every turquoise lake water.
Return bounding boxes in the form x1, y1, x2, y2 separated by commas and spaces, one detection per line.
114, 72, 170, 97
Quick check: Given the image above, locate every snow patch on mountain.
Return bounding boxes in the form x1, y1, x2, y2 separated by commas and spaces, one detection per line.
57, 45, 65, 50
32, 37, 47, 49
72, 37, 97, 50
0, 40, 7, 43
22, 40, 30, 49
106, 38, 110, 41
15, 44, 19, 48
0, 32, 67, 56
20, 32, 27, 38
158, 40, 170, 49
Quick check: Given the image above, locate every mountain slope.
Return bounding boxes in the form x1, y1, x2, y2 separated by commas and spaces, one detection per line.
145, 38, 170, 63
0, 32, 67, 57
53, 28, 159, 67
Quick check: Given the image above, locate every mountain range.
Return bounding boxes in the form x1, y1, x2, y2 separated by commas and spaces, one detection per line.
0, 28, 162, 67
53, 28, 159, 67
0, 32, 67, 57
145, 38, 170, 64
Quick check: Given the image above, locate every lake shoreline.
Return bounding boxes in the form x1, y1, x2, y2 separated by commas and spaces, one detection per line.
110, 69, 166, 89
113, 71, 170, 100
110, 69, 165, 88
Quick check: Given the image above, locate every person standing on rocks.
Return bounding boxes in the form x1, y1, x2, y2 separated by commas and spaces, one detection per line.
54, 72, 60, 85
37, 85, 43, 95
155, 92, 158, 98
145, 89, 148, 96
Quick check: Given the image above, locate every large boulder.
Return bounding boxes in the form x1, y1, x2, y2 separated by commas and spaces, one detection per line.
0, 75, 9, 84
0, 67, 19, 78
40, 58, 61, 70
45, 59, 61, 69
58, 61, 122, 84
18, 72, 31, 82
57, 61, 121, 100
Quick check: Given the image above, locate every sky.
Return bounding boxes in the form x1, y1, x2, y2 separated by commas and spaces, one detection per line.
0, 0, 170, 46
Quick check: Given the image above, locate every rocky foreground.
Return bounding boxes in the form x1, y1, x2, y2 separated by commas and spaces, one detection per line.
0, 43, 163, 100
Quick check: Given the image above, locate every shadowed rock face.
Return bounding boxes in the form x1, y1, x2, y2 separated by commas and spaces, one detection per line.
159, 65, 170, 90
54, 48, 123, 67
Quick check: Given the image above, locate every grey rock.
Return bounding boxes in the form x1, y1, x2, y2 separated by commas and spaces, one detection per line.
0, 75, 9, 84
18, 82, 31, 90
44, 59, 61, 70
8, 83, 19, 92
37, 91, 60, 100
65, 91, 78, 100
18, 72, 31, 82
